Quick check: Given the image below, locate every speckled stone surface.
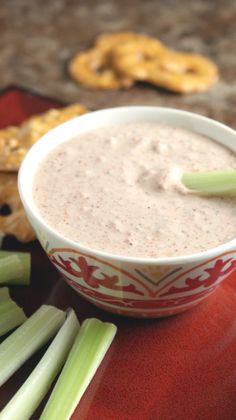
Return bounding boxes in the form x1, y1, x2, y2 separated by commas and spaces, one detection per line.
0, 0, 235, 127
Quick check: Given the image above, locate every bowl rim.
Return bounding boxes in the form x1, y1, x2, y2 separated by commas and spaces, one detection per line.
18, 105, 236, 266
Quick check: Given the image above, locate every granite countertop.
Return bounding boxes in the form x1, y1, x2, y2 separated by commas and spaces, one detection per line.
0, 0, 235, 127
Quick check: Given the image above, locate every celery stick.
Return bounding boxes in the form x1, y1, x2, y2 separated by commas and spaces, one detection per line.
40, 318, 117, 420
0, 287, 10, 300
0, 251, 31, 285
0, 299, 27, 337
0, 305, 65, 386
0, 310, 80, 420
182, 169, 236, 196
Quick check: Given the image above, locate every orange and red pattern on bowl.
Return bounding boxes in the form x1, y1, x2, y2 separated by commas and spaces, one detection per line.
48, 247, 236, 317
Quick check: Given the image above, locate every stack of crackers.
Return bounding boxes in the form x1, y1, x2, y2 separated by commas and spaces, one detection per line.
0, 103, 88, 242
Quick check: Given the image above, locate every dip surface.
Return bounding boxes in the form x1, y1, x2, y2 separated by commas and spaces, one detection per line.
33, 123, 236, 257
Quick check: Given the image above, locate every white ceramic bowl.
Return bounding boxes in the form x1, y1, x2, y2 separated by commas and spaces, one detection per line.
18, 107, 236, 317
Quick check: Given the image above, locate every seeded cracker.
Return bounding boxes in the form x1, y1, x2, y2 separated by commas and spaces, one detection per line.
0, 103, 88, 172
0, 102, 88, 242
0, 173, 35, 242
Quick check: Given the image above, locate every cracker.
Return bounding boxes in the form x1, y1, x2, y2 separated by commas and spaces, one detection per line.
0, 173, 35, 242
0, 127, 21, 170
0, 103, 88, 172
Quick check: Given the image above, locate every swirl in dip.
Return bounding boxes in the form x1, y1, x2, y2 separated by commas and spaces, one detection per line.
33, 123, 236, 257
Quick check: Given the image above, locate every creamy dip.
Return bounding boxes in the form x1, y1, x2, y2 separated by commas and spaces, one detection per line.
33, 123, 236, 257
